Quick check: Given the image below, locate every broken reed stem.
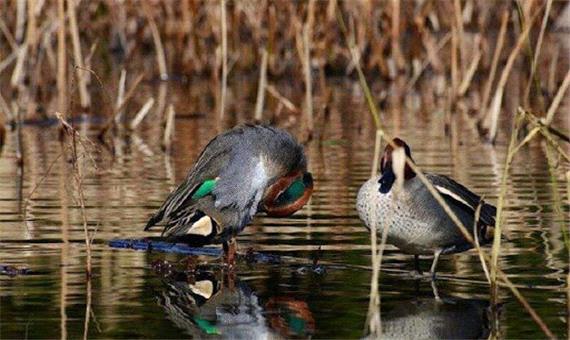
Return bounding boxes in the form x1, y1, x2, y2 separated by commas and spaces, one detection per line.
486, 9, 541, 143
566, 171, 570, 339
143, 3, 168, 80
68, 0, 90, 108
480, 10, 509, 119
129, 97, 155, 130
266, 85, 300, 114
219, 0, 228, 119
57, 0, 67, 113
522, 110, 570, 162
162, 104, 175, 151
254, 49, 268, 122
55, 112, 92, 277
544, 68, 570, 125
524, 0, 552, 105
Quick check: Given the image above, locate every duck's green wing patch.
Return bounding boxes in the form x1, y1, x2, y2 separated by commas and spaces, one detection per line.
191, 179, 217, 200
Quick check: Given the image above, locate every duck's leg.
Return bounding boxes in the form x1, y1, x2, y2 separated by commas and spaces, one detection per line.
414, 255, 422, 274
223, 238, 237, 267
429, 249, 443, 280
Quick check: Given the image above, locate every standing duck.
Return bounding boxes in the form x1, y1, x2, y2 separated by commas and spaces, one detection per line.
356, 138, 496, 278
145, 125, 313, 263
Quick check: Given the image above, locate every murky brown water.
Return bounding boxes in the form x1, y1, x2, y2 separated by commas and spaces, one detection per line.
1, 54, 570, 339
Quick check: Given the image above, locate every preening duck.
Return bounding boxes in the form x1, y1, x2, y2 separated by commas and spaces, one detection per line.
145, 124, 313, 263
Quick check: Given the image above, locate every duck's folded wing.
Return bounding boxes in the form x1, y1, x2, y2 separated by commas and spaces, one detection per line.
426, 173, 496, 227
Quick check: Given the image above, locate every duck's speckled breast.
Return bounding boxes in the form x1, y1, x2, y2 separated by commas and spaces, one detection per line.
356, 176, 464, 255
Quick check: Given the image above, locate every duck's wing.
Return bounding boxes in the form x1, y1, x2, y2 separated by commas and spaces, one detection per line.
426, 173, 496, 227
144, 136, 272, 242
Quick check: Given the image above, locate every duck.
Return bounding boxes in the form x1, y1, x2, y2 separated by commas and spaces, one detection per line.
356, 138, 496, 278
145, 124, 313, 264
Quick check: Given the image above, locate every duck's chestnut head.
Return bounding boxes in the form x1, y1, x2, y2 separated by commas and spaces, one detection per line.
379, 138, 415, 193
261, 170, 313, 217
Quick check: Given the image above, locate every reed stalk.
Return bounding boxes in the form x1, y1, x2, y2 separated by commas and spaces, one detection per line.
548, 45, 559, 94
450, 21, 459, 101
162, 104, 175, 151
219, 0, 228, 119
57, 0, 67, 114
390, 0, 404, 71
129, 97, 155, 130
143, 2, 168, 80
566, 171, 570, 339
405, 33, 451, 93
68, 0, 90, 108
56, 112, 92, 277
523, 0, 552, 106
485, 9, 541, 143
303, 0, 315, 135
480, 10, 509, 121
83, 277, 92, 340
544, 68, 570, 126
0, 16, 17, 51
489, 109, 524, 304
338, 8, 385, 337
254, 49, 268, 123
453, 0, 465, 77
266, 85, 300, 114
458, 35, 481, 96
115, 69, 127, 124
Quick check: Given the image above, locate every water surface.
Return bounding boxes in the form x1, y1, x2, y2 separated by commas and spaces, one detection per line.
1, 75, 569, 339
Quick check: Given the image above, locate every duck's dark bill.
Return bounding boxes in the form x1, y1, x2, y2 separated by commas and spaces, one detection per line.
379, 169, 396, 194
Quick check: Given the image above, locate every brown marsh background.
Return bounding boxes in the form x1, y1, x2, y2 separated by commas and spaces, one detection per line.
1, 0, 569, 338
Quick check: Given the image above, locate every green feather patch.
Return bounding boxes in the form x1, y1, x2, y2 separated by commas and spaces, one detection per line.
191, 179, 217, 200
193, 317, 220, 335
275, 178, 306, 206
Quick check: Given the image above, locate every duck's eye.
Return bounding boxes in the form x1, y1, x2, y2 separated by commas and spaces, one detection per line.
274, 178, 306, 206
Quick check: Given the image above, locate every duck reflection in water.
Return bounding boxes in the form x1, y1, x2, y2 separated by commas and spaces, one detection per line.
152, 265, 315, 338
381, 291, 493, 339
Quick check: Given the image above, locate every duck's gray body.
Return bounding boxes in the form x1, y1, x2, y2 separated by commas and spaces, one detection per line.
357, 174, 495, 256
145, 124, 308, 245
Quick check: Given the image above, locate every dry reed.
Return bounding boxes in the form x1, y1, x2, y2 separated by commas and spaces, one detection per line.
129, 97, 155, 130
162, 103, 175, 151
254, 49, 268, 123
484, 9, 541, 143
219, 0, 228, 119
68, 0, 90, 108
56, 0, 66, 113
142, 2, 168, 80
